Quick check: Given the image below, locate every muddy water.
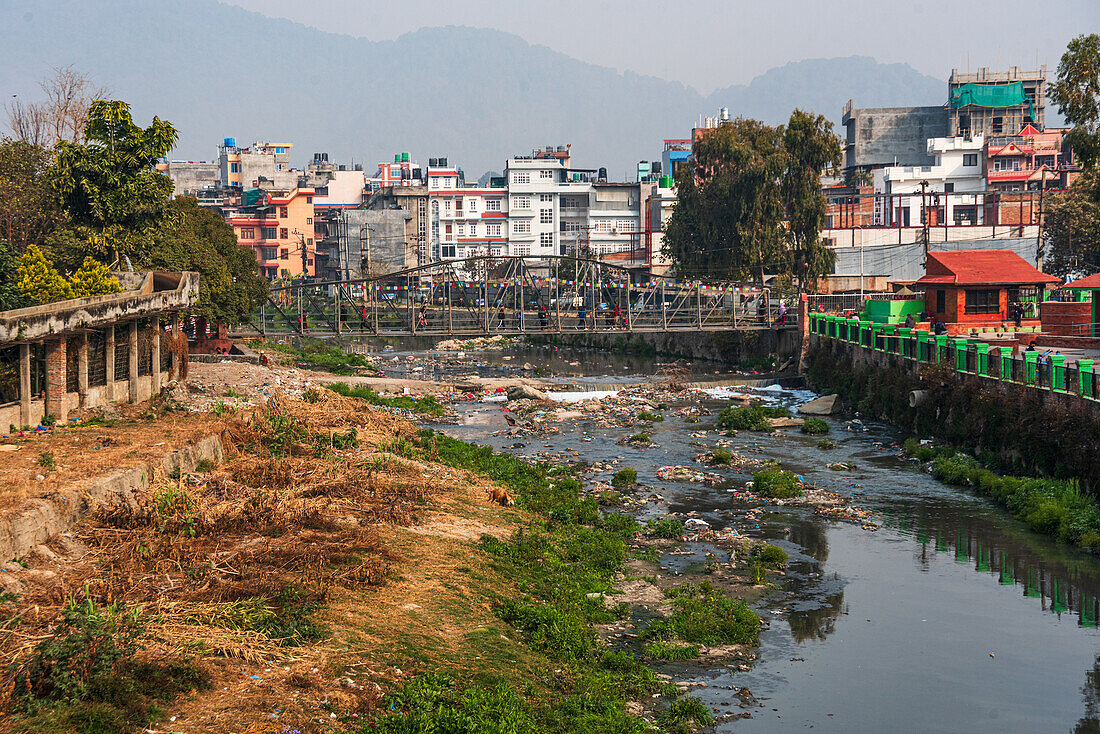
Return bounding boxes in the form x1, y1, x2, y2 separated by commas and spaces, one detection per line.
433, 360, 1100, 733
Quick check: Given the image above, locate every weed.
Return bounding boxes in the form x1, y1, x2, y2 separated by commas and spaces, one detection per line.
637, 410, 664, 422
800, 417, 830, 435
611, 468, 638, 488
816, 438, 838, 450
222, 388, 240, 398
716, 402, 790, 431
364, 672, 537, 732
328, 381, 444, 416
628, 431, 652, 444
194, 459, 215, 472
659, 696, 715, 734
711, 448, 732, 466
212, 401, 236, 417
597, 490, 624, 506
37, 452, 55, 471
301, 387, 321, 403
756, 544, 789, 565
752, 468, 803, 499
252, 339, 374, 376
646, 581, 760, 646
643, 641, 700, 660
646, 517, 684, 539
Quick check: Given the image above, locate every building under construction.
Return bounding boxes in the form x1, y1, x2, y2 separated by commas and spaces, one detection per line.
948, 66, 1046, 138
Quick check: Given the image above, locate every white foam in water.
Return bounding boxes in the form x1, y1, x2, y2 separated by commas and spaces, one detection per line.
545, 390, 619, 403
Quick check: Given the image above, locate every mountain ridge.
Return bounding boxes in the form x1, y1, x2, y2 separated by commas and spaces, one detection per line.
0, 0, 947, 174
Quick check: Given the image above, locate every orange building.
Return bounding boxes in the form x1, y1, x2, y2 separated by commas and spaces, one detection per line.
226, 188, 317, 278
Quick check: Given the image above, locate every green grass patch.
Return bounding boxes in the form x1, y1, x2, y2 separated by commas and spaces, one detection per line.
710, 448, 732, 466
253, 338, 374, 375
647, 517, 684, 539
637, 410, 664, 422
716, 402, 790, 431
816, 438, 838, 450
751, 468, 803, 499
328, 381, 444, 416
645, 580, 760, 647
800, 418, 830, 435
611, 468, 638, 488
658, 696, 715, 734
628, 430, 653, 444
643, 641, 700, 660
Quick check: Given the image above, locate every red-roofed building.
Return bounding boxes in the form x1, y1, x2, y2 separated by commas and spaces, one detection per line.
914, 250, 1059, 334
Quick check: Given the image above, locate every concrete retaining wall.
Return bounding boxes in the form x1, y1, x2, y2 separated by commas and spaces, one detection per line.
0, 434, 224, 563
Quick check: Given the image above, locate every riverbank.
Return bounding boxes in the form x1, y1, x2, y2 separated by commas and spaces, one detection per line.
0, 360, 801, 733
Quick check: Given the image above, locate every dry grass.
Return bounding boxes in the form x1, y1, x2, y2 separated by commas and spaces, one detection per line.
0, 389, 531, 733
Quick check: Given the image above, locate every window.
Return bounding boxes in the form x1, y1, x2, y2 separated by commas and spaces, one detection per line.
514, 221, 531, 233
239, 227, 255, 239
992, 116, 1003, 134
307, 258, 313, 266
944, 183, 954, 193
229, 162, 240, 173
432, 177, 440, 187
444, 178, 453, 188
445, 200, 452, 212
280, 248, 289, 260
953, 206, 977, 225
445, 223, 452, 234
935, 289, 946, 314
594, 220, 612, 233
513, 244, 530, 256
963, 154, 978, 167
306, 196, 312, 204
307, 238, 312, 247
513, 196, 531, 209
486, 199, 501, 211
442, 245, 456, 258
262, 227, 277, 240
468, 223, 477, 236
617, 220, 636, 232
306, 217, 312, 225
261, 247, 278, 260
540, 193, 553, 202
513, 172, 530, 184
487, 223, 501, 236
280, 228, 288, 239
540, 209, 553, 224
468, 199, 477, 212
539, 170, 553, 179
457, 224, 465, 236
965, 289, 1000, 315
280, 206, 288, 218
540, 233, 553, 247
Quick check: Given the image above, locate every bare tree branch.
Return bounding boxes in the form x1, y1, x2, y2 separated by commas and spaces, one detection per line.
4, 66, 108, 145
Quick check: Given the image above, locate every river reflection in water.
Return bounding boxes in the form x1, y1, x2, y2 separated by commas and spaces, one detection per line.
441, 375, 1100, 733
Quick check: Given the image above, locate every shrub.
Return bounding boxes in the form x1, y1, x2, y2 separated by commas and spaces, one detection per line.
646, 581, 760, 646
647, 517, 684, 539
757, 544, 789, 565
710, 448, 732, 466
628, 431, 652, 444
816, 438, 838, 450
716, 402, 790, 431
752, 468, 802, 499
611, 468, 637, 488
637, 410, 664, 422
367, 672, 537, 733
800, 417, 830, 435
328, 381, 444, 416
37, 451, 55, 470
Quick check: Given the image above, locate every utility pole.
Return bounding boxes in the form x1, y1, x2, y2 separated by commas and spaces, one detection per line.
919, 180, 930, 259
1035, 171, 1048, 271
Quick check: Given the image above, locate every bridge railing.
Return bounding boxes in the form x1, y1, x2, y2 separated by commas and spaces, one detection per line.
808, 312, 1100, 402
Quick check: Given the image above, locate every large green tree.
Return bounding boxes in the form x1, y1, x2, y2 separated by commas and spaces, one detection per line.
147, 197, 268, 323
0, 138, 64, 254
52, 100, 177, 265
662, 110, 840, 287
1050, 33, 1100, 170
1044, 171, 1100, 278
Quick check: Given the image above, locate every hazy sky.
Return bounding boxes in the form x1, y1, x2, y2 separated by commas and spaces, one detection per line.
224, 0, 1096, 93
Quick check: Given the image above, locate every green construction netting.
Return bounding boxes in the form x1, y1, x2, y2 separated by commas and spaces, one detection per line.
950, 81, 1027, 109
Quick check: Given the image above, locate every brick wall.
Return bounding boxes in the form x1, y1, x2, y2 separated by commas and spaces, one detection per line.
44, 339, 66, 420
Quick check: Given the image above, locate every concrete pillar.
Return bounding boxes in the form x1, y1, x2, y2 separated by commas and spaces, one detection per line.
44, 338, 67, 424
150, 316, 161, 395
105, 326, 115, 401
19, 343, 31, 429
169, 315, 180, 381
128, 321, 139, 403
77, 333, 89, 408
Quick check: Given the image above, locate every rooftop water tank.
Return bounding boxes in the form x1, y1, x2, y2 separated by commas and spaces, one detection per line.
224, 137, 236, 148
402, 152, 410, 161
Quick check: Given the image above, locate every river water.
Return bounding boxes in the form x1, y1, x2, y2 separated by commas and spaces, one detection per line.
425, 346, 1100, 733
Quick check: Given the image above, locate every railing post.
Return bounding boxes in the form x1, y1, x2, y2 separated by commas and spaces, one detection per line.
1024, 351, 1039, 386
1078, 359, 1095, 398
999, 347, 1013, 380
1051, 354, 1066, 392
975, 342, 989, 375
952, 338, 969, 372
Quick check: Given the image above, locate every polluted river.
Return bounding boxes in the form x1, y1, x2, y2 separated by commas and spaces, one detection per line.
379, 343, 1100, 733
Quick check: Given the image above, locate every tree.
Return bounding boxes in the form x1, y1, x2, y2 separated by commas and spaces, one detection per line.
1050, 33, 1100, 170
52, 100, 178, 265
0, 241, 31, 311
782, 110, 842, 288
69, 257, 123, 298
17, 244, 72, 304
0, 137, 65, 254
146, 197, 268, 323
5, 66, 108, 146
1044, 171, 1100, 278
663, 111, 839, 287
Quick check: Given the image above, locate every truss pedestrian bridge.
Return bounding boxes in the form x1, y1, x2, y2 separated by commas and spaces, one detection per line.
233, 255, 797, 338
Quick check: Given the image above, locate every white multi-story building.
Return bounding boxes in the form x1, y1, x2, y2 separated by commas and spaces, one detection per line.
876, 134, 986, 226
427, 160, 507, 261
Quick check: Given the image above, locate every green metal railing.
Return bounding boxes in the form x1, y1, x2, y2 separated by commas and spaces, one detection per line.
807, 313, 1100, 401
